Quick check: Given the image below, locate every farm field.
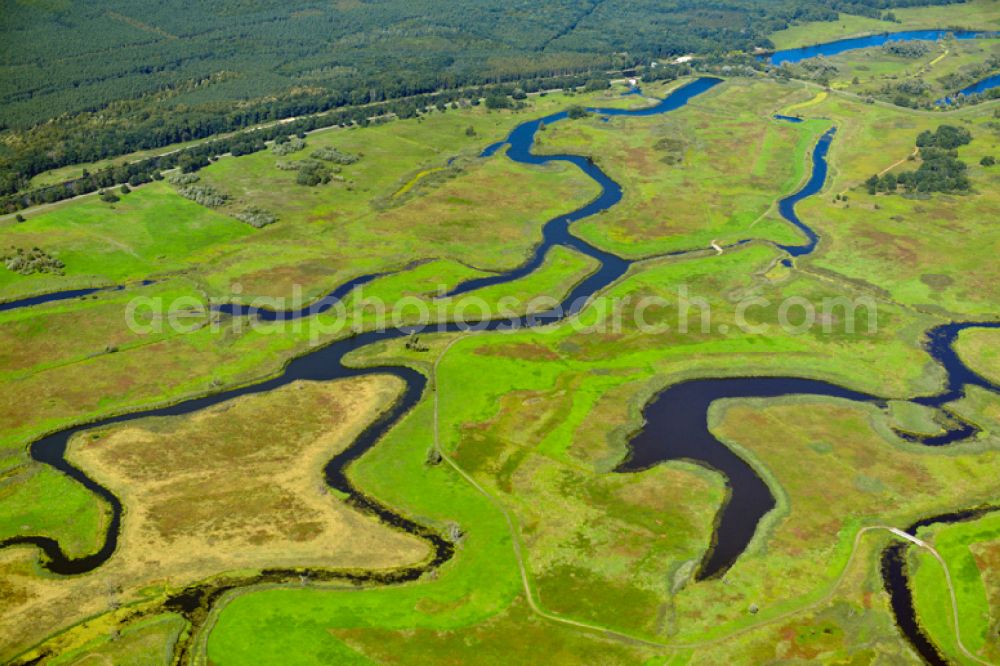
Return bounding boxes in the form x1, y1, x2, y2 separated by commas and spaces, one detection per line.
3, 4, 1000, 664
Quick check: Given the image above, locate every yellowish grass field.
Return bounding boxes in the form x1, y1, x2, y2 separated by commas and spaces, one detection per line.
3, 375, 427, 662
957, 328, 1000, 385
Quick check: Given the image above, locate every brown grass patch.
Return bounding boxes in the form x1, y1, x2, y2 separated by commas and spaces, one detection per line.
0, 376, 428, 659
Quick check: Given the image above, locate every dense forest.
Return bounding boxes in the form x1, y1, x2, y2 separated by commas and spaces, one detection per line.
0, 0, 966, 196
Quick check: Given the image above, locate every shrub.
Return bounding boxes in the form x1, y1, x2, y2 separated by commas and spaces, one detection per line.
296, 167, 331, 186
917, 125, 972, 150
484, 93, 512, 110
271, 136, 307, 156
295, 161, 332, 186
882, 41, 930, 58
177, 184, 230, 207
178, 154, 210, 173
234, 207, 278, 228
2, 246, 64, 275
567, 105, 590, 119
981, 156, 996, 167
168, 172, 201, 185
310, 147, 359, 165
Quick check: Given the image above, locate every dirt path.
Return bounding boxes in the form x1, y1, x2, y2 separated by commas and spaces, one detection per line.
878, 147, 920, 176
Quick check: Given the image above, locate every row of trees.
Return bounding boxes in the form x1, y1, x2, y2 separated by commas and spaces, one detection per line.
0, 69, 610, 199
0, 73, 601, 213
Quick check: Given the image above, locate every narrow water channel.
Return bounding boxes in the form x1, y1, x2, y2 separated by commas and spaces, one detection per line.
4, 76, 999, 665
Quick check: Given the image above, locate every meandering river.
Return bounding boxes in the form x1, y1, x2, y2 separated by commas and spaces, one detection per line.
0, 79, 727, 573
3, 75, 999, 663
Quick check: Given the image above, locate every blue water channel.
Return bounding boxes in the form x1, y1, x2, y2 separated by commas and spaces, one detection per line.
767, 29, 993, 65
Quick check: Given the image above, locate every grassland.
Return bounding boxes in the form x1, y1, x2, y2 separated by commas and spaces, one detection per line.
0, 86, 625, 568
0, 183, 252, 297
1, 87, 626, 303
203, 236, 977, 662
766, 80, 1000, 314
200, 66, 1000, 662
768, 0, 1000, 50
540, 79, 818, 258
797, 36, 1000, 104
5, 56, 1000, 664
4, 376, 427, 663
957, 327, 1000, 385
193, 112, 599, 298
0, 223, 603, 567
47, 613, 188, 666
910, 511, 1000, 664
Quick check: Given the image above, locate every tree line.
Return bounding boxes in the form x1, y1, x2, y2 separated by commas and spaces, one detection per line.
0, 73, 615, 213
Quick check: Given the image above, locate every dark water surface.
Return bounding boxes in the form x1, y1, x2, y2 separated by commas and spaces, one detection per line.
0, 281, 155, 314
616, 377, 883, 578
939, 72, 1000, 105
767, 30, 992, 66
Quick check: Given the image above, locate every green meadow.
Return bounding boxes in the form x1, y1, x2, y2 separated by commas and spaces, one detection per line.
3, 29, 1000, 663
911, 511, 1000, 664
543, 79, 820, 258
769, 80, 1000, 315
204, 239, 998, 663
810, 36, 1000, 103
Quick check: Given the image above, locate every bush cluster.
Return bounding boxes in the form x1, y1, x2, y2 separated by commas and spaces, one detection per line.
916, 125, 973, 149
234, 207, 278, 228
882, 41, 931, 58
311, 147, 359, 165
177, 184, 230, 207
2, 246, 65, 275
271, 137, 307, 156
296, 162, 332, 186
167, 172, 201, 185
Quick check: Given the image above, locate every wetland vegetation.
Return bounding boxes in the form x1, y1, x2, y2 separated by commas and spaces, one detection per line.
3, 2, 1000, 664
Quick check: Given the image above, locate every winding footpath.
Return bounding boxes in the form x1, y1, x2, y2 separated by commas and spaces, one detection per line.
4, 75, 1000, 664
